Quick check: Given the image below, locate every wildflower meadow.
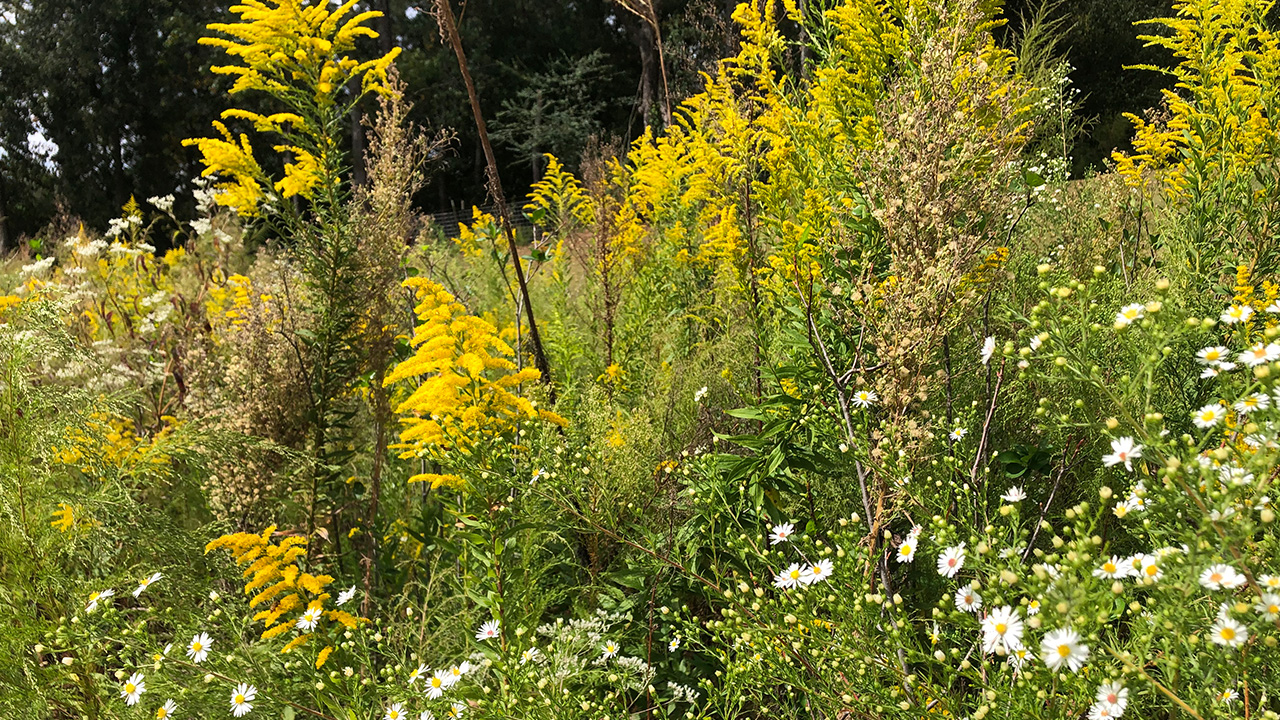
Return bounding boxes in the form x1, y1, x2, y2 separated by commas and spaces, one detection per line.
3, 0, 1280, 719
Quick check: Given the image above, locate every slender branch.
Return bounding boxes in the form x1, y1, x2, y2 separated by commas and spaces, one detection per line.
431, 0, 555, 399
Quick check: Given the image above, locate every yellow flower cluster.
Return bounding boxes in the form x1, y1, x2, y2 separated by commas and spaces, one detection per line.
205, 272, 278, 337
184, 0, 400, 214
50, 413, 179, 475
205, 525, 362, 647
1112, 0, 1280, 194
384, 278, 568, 487
453, 207, 501, 258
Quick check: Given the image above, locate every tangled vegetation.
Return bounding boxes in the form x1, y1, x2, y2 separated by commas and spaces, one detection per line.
3, 0, 1280, 719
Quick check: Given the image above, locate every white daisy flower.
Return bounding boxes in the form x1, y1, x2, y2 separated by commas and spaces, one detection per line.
600, 640, 620, 661
773, 563, 807, 589
521, 647, 541, 664
86, 588, 115, 613
1088, 702, 1120, 720
980, 605, 1023, 653
1240, 342, 1280, 367
425, 672, 449, 698
186, 632, 213, 663
1137, 554, 1163, 582
954, 587, 983, 612
1093, 556, 1127, 579
1041, 627, 1089, 672
1101, 437, 1142, 471
296, 606, 322, 632
1001, 486, 1027, 502
121, 672, 146, 706
1256, 593, 1280, 620
768, 522, 794, 545
949, 427, 967, 442
1200, 564, 1246, 591
667, 637, 680, 652
385, 703, 406, 720
475, 619, 500, 642
1235, 393, 1271, 414
1216, 689, 1239, 704
1115, 304, 1145, 328
851, 389, 878, 408
1260, 574, 1280, 590
804, 559, 834, 585
133, 572, 163, 598
937, 544, 966, 578
693, 386, 708, 403
230, 683, 256, 717
896, 538, 918, 564
156, 699, 178, 719
1197, 346, 1230, 365
1095, 681, 1129, 715
1221, 304, 1254, 324
981, 336, 996, 365
408, 663, 428, 685
1210, 617, 1248, 648
1192, 404, 1224, 428
336, 586, 357, 606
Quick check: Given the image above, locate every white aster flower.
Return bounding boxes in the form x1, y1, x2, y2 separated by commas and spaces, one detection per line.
954, 587, 983, 612
155, 698, 178, 719
1102, 437, 1143, 471
1235, 393, 1271, 414
804, 559, 834, 585
1210, 617, 1248, 648
121, 672, 146, 706
1256, 593, 1280, 620
1200, 564, 1246, 591
937, 544, 966, 578
896, 537, 918, 564
425, 672, 449, 698
981, 336, 996, 365
1192, 404, 1224, 428
296, 606, 322, 632
668, 637, 680, 652
186, 632, 213, 663
1240, 342, 1280, 367
1088, 702, 1121, 720
1001, 486, 1027, 502
408, 663, 428, 685
336, 586, 357, 606
1197, 346, 1230, 365
949, 427, 968, 442
851, 389, 878, 408
133, 572, 163, 598
475, 619, 500, 642
521, 647, 541, 664
600, 640, 620, 661
1093, 556, 1127, 579
384, 703, 406, 720
693, 386, 708, 403
773, 563, 807, 589
1040, 628, 1089, 672
1115, 304, 1145, 328
1095, 681, 1129, 715
768, 522, 794, 545
1221, 304, 1254, 324
981, 605, 1024, 653
86, 588, 115, 613
230, 683, 256, 717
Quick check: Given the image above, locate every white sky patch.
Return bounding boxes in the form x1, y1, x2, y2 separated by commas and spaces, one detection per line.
26, 120, 59, 171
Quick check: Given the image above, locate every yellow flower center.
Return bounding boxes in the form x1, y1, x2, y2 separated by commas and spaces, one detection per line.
1211, 573, 1223, 583
192, 642, 202, 652
995, 623, 1007, 634
235, 695, 245, 704
1221, 627, 1236, 641
1057, 644, 1071, 658
157, 710, 167, 719
790, 570, 801, 579
1207, 350, 1220, 360
1145, 565, 1158, 576
1103, 563, 1116, 573
390, 713, 399, 719
902, 544, 912, 555
125, 683, 136, 693
1269, 604, 1279, 614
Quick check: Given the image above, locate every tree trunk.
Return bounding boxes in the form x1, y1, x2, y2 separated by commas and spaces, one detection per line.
631, 14, 658, 130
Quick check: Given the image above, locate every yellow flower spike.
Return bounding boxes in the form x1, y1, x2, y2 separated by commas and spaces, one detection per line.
315, 646, 333, 669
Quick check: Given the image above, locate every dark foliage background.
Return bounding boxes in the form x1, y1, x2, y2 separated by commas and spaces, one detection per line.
0, 0, 1174, 244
